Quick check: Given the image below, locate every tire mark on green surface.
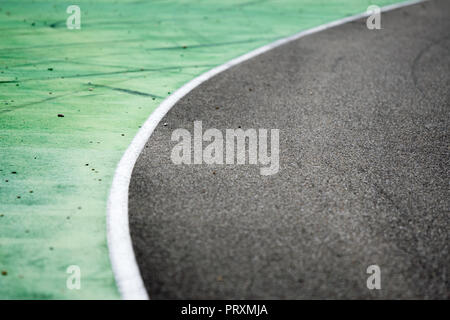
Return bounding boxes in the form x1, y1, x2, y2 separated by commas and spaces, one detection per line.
88, 84, 163, 99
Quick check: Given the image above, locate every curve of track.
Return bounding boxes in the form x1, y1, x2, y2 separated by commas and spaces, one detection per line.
129, 0, 449, 299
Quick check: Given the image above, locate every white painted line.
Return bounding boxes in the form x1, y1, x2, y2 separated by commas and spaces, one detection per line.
106, 0, 427, 300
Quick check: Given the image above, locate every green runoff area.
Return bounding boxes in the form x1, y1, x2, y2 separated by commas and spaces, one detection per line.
0, 0, 402, 299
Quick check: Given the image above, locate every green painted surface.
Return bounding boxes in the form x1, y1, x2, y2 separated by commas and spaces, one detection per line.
0, 0, 402, 299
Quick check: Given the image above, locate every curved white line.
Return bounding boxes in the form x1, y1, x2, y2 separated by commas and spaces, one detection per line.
106, 0, 426, 300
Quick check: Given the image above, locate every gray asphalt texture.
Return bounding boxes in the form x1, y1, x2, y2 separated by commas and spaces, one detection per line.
129, 0, 449, 299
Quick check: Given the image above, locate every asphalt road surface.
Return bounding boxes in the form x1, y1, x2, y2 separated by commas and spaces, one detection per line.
129, 0, 449, 299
